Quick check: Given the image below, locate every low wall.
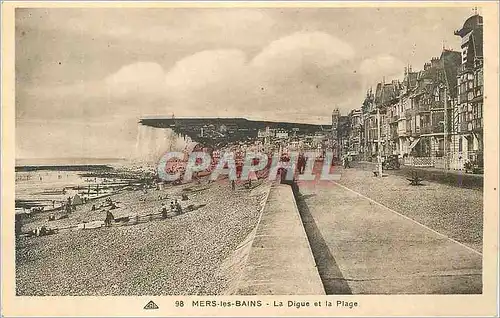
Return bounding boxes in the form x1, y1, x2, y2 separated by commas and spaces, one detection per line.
233, 184, 325, 295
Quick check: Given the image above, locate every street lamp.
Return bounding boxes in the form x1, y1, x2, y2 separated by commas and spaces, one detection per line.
377, 106, 383, 177
439, 83, 449, 170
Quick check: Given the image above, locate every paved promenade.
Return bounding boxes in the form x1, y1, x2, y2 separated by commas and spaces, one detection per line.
296, 166, 482, 294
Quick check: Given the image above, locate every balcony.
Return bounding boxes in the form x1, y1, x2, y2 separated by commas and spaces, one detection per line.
390, 129, 398, 139
430, 104, 445, 110
460, 122, 469, 132
471, 118, 483, 131
418, 104, 430, 112
459, 63, 474, 74
413, 127, 421, 136
397, 128, 407, 137
419, 126, 432, 134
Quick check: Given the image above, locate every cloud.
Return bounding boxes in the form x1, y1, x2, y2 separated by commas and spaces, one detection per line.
252, 31, 355, 70
19, 31, 360, 121
165, 50, 247, 92
18, 31, 365, 157
159, 31, 360, 119
359, 54, 405, 88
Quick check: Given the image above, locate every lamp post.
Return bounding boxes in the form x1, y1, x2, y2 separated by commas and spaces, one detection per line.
377, 107, 383, 177
440, 83, 449, 170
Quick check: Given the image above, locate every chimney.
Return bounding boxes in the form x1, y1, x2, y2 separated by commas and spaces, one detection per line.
431, 57, 440, 68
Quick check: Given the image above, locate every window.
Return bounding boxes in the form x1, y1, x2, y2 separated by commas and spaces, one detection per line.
478, 70, 483, 86
459, 137, 463, 152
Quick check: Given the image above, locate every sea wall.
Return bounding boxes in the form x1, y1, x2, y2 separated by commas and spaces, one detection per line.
232, 184, 325, 295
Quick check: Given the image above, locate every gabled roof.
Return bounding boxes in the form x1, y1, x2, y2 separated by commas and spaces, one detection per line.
411, 50, 461, 99
454, 14, 483, 37
440, 49, 461, 97
374, 81, 400, 106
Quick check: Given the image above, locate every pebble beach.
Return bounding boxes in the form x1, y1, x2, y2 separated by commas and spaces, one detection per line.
15, 178, 268, 296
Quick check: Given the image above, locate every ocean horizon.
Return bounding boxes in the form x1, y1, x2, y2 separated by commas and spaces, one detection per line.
15, 157, 129, 167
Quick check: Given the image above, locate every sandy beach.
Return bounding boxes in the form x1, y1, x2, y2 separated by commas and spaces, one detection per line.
15, 178, 268, 295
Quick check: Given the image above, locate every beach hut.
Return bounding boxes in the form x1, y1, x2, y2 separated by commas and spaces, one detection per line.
72, 193, 83, 206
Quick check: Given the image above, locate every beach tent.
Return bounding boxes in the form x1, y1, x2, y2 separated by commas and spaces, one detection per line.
72, 194, 83, 205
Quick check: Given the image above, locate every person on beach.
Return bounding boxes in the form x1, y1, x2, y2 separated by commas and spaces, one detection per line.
231, 179, 236, 191
161, 203, 168, 219
246, 170, 258, 188
105, 210, 114, 227
174, 199, 183, 214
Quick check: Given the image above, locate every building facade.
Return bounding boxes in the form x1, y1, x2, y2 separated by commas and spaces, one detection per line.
348, 109, 363, 157
347, 13, 483, 171
453, 14, 484, 169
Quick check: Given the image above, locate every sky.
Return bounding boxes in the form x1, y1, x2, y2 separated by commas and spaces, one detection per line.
15, 6, 476, 159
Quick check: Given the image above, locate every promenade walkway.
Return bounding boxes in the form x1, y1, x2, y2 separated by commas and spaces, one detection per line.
296, 173, 482, 294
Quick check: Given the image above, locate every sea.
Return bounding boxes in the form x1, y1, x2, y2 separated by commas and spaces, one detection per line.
15, 158, 132, 213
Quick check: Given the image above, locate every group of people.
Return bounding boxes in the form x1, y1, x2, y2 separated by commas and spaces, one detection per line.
161, 199, 183, 218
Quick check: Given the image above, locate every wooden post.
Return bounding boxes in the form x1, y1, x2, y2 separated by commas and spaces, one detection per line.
377, 107, 383, 177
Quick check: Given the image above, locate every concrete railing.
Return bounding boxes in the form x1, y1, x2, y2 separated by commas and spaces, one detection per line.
234, 184, 325, 295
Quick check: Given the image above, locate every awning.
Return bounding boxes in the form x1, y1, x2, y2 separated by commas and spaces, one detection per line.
409, 138, 421, 150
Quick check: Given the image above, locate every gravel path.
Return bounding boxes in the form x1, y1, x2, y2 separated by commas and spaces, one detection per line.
16, 180, 265, 295
335, 166, 483, 253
